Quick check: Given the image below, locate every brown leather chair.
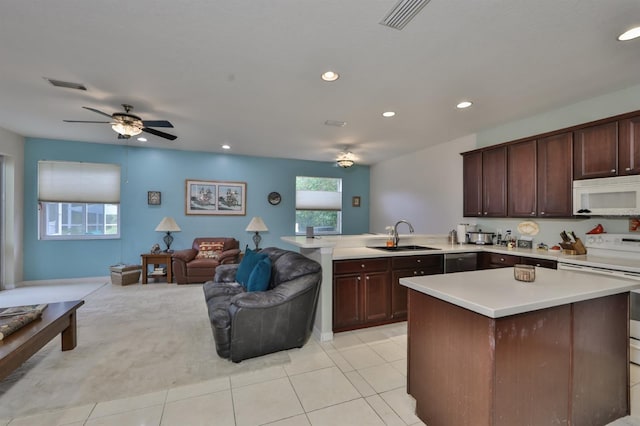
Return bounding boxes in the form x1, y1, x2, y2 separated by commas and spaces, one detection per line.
172, 237, 240, 284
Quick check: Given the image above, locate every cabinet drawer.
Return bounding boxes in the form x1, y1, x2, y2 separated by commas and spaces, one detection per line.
392, 255, 443, 270
486, 253, 521, 267
520, 257, 557, 270
334, 258, 390, 274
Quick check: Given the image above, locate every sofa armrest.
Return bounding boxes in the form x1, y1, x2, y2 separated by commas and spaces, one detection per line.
218, 249, 241, 264
214, 264, 240, 283
172, 248, 197, 263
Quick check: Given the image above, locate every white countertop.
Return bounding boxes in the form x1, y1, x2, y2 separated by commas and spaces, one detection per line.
282, 235, 640, 273
400, 267, 640, 318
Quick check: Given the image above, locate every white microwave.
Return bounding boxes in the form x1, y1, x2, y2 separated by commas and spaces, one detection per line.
573, 175, 640, 216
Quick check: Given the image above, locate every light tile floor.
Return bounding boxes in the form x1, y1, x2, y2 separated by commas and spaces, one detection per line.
3, 321, 640, 426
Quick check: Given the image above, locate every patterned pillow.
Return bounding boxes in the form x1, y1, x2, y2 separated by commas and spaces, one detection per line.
196, 242, 225, 259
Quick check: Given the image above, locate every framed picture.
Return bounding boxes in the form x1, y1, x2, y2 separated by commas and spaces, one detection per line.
352, 196, 361, 207
147, 191, 161, 205
185, 179, 246, 215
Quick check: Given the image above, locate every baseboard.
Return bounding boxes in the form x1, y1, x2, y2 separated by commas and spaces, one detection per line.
313, 326, 334, 342
18, 276, 110, 287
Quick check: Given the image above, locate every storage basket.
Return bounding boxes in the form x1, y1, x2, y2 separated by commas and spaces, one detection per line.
110, 264, 142, 285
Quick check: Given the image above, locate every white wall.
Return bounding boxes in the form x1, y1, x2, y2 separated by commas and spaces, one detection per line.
0, 126, 24, 289
370, 134, 476, 234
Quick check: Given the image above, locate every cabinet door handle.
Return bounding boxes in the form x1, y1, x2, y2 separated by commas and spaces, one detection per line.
500, 258, 505, 262
540, 211, 545, 215
365, 276, 370, 280
361, 264, 365, 268
477, 211, 482, 215
357, 276, 361, 281
417, 259, 422, 263
531, 211, 535, 215
626, 167, 632, 171
484, 212, 488, 215
413, 271, 418, 275
611, 169, 616, 173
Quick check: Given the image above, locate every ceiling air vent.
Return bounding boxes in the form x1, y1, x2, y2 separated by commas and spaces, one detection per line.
379, 0, 432, 30
325, 120, 347, 127
45, 78, 87, 91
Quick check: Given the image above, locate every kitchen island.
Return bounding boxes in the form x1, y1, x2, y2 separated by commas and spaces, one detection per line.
400, 267, 639, 426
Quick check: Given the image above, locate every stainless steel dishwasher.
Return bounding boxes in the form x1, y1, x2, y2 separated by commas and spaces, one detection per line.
444, 252, 477, 273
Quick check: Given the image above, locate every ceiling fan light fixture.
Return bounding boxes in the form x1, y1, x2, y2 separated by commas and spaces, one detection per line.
337, 151, 355, 168
112, 122, 143, 137
321, 71, 340, 82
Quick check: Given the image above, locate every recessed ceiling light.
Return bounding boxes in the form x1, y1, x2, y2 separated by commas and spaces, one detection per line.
137, 137, 147, 142
456, 101, 473, 109
321, 71, 339, 82
618, 26, 640, 41
382, 111, 396, 118
221, 144, 231, 150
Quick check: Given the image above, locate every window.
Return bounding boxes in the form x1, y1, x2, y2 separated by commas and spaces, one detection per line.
38, 161, 121, 240
295, 176, 342, 235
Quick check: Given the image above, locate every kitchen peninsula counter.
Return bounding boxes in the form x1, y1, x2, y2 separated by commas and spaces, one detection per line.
400, 268, 639, 426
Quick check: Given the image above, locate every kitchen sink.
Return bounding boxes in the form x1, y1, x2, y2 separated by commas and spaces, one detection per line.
368, 245, 441, 251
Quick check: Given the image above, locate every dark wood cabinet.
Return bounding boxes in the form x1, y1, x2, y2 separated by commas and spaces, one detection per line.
537, 132, 573, 217
479, 252, 521, 269
333, 258, 391, 332
520, 256, 557, 269
479, 252, 558, 270
463, 147, 507, 217
573, 122, 618, 180
482, 146, 508, 217
391, 255, 443, 320
508, 140, 537, 217
619, 115, 640, 175
463, 151, 483, 217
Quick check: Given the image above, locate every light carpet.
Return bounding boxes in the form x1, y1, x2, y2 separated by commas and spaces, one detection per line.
0, 282, 289, 419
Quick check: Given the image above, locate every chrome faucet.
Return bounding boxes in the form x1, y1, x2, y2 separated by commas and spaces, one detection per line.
393, 220, 414, 247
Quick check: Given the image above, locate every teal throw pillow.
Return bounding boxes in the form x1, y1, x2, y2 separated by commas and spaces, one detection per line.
236, 248, 267, 286
246, 257, 272, 292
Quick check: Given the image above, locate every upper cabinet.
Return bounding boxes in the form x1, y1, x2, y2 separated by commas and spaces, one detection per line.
463, 147, 507, 217
573, 122, 618, 180
506, 134, 573, 218
619, 115, 640, 175
537, 132, 573, 217
462, 109, 640, 218
508, 140, 537, 217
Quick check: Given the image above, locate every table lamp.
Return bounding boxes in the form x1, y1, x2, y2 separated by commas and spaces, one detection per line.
155, 217, 181, 252
246, 216, 268, 251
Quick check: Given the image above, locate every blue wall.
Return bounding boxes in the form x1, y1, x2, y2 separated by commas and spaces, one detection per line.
24, 138, 370, 280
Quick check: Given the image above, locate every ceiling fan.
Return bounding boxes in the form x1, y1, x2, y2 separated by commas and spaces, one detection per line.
64, 104, 177, 140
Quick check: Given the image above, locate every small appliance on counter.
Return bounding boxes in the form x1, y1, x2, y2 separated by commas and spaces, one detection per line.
466, 230, 495, 245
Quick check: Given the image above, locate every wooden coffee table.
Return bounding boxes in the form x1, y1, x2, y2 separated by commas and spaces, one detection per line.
0, 300, 84, 381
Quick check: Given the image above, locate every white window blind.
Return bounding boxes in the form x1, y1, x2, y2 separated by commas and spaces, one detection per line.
295, 190, 342, 211
38, 161, 121, 203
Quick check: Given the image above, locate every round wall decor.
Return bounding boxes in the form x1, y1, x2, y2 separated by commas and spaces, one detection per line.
268, 191, 281, 205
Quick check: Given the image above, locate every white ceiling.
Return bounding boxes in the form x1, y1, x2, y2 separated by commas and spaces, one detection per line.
1, 0, 639, 165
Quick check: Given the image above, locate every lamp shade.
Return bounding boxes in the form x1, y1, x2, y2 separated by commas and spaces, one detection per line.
246, 216, 268, 232
155, 217, 181, 232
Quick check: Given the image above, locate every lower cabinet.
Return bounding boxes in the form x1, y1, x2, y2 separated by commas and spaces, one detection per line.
391, 255, 444, 320
479, 252, 558, 270
333, 258, 391, 332
334, 252, 555, 332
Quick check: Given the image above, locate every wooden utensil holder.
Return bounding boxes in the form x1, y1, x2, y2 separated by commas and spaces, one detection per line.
559, 238, 587, 255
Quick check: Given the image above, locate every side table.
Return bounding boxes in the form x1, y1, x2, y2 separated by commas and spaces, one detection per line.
141, 253, 173, 284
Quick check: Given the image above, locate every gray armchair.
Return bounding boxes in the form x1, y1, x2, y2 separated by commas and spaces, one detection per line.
202, 247, 322, 362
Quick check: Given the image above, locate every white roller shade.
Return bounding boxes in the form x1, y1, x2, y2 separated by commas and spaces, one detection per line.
38, 161, 121, 203
295, 190, 342, 211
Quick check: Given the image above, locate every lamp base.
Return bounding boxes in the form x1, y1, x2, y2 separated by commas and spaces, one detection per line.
252, 232, 262, 251
163, 232, 174, 252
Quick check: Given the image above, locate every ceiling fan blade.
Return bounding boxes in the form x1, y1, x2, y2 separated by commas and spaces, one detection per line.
63, 120, 111, 123
142, 127, 177, 141
142, 120, 173, 128
82, 106, 113, 118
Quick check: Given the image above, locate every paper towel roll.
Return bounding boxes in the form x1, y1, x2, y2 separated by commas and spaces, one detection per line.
457, 224, 468, 244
